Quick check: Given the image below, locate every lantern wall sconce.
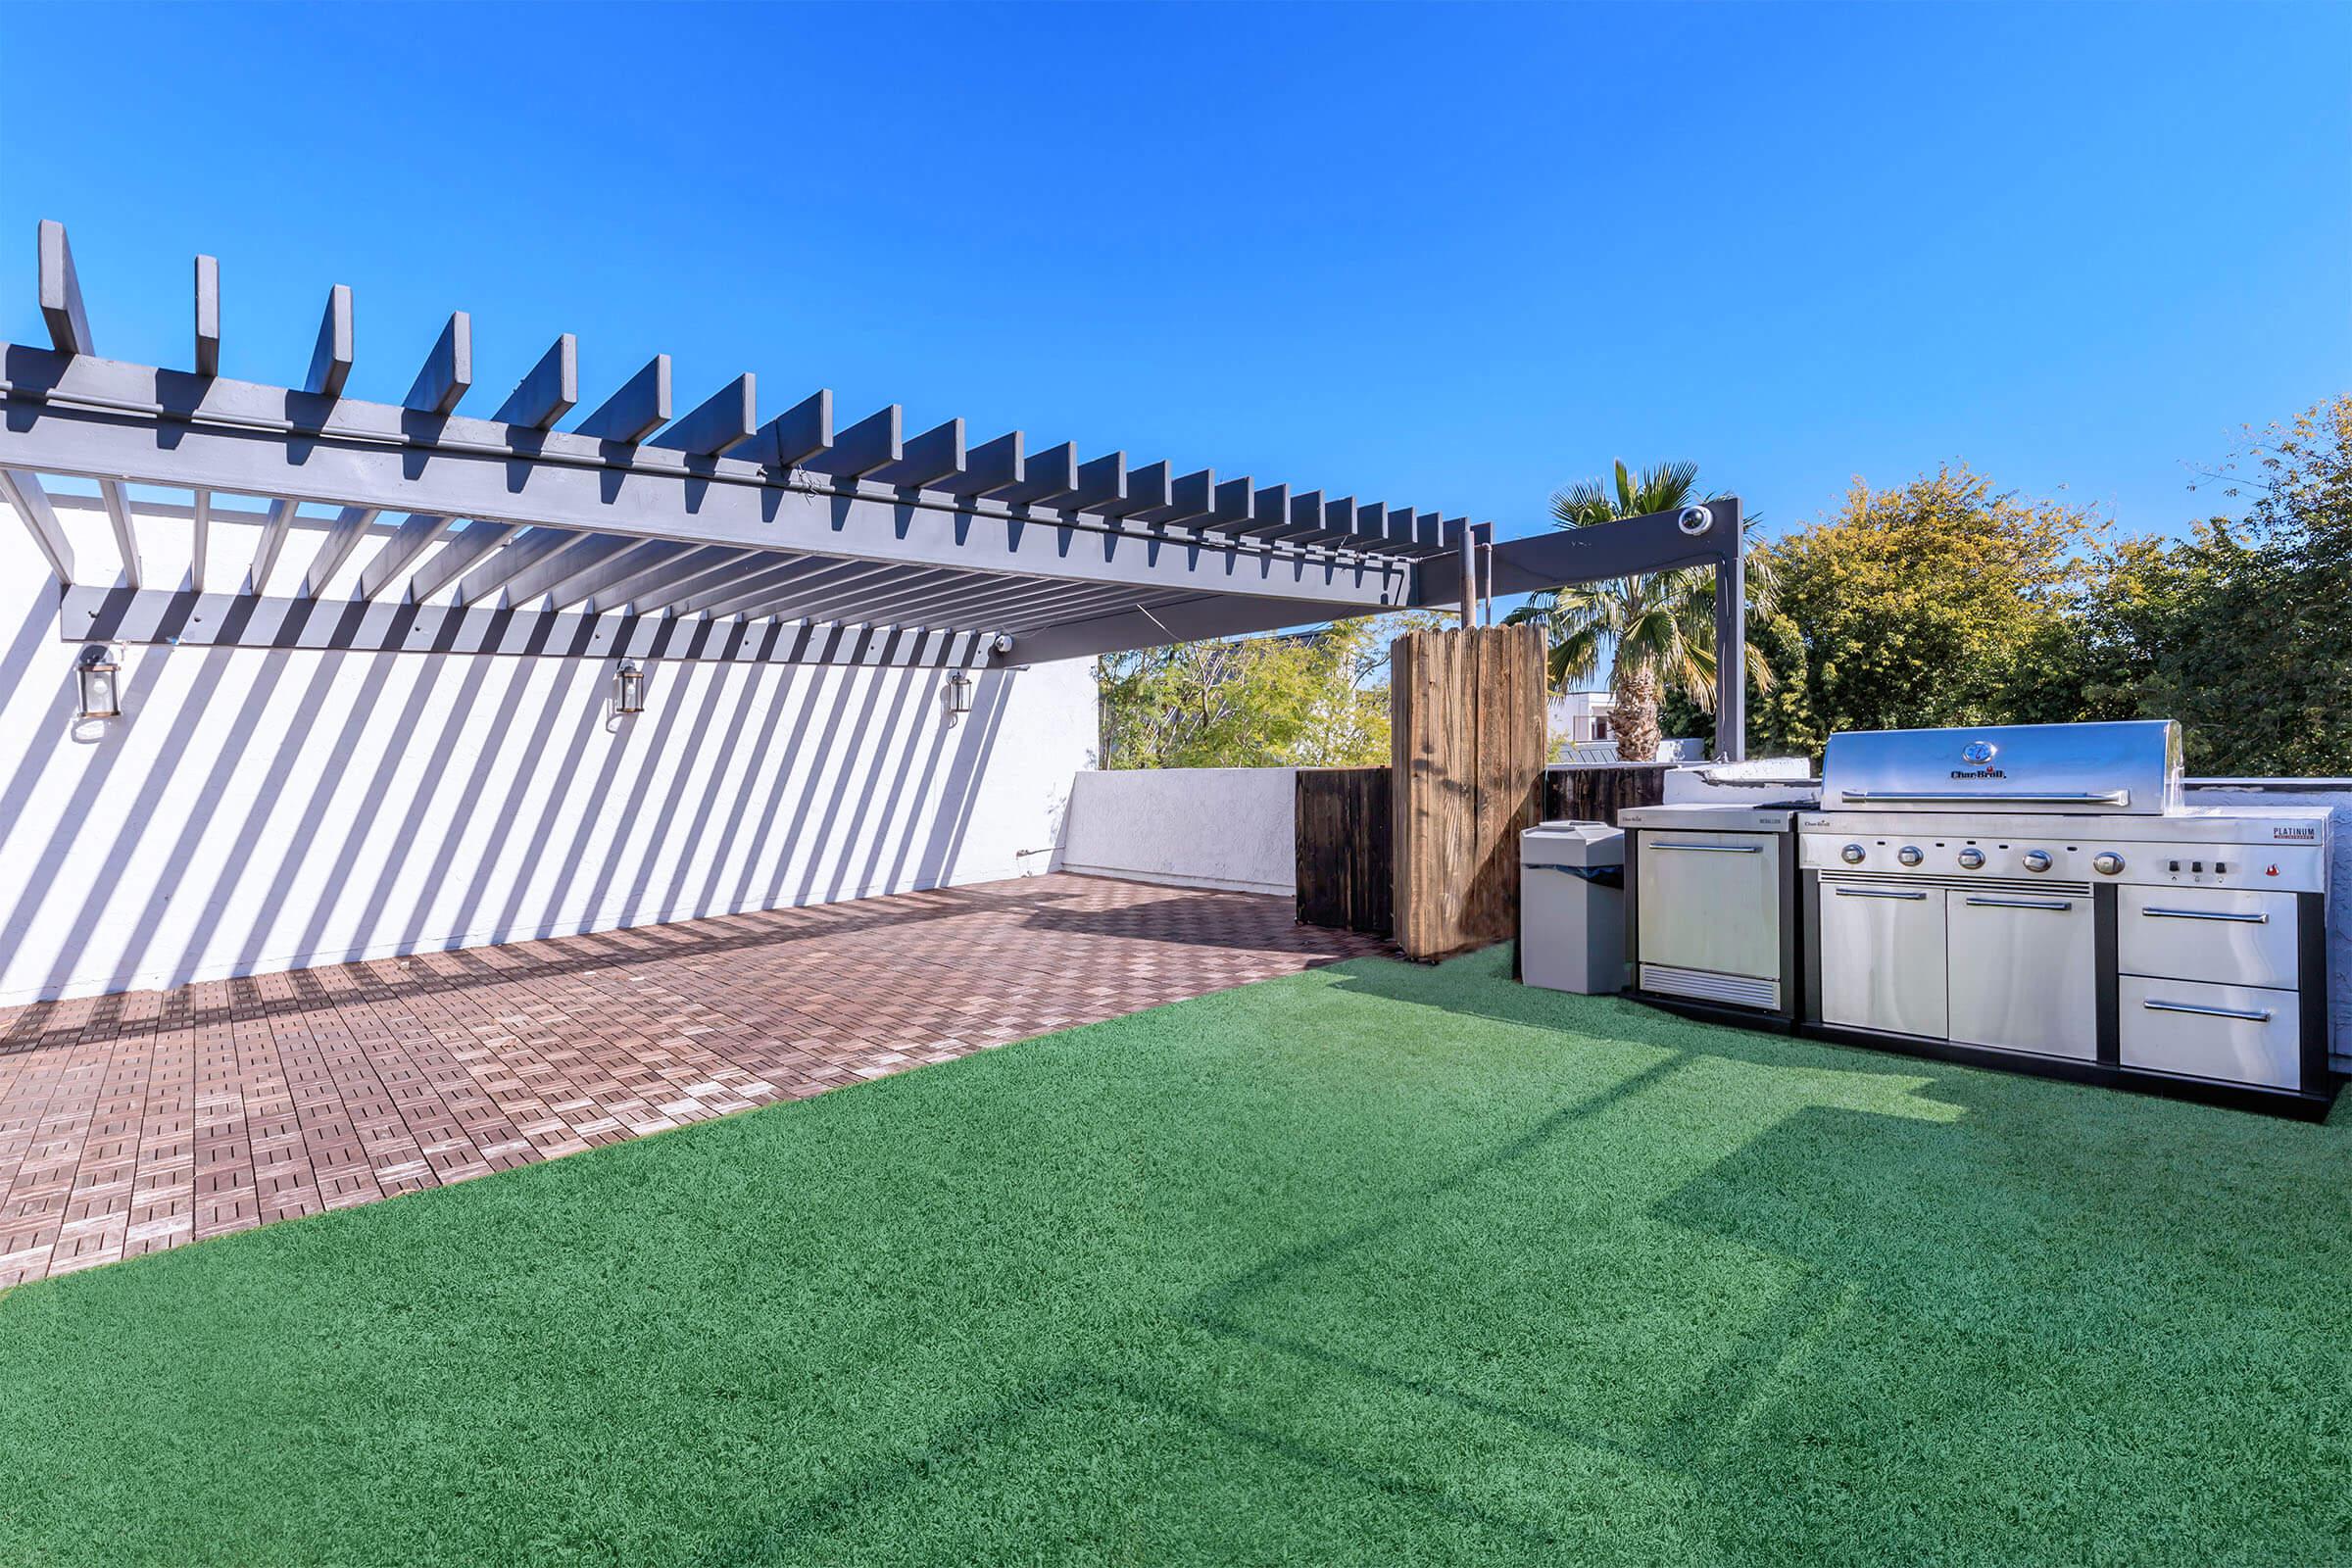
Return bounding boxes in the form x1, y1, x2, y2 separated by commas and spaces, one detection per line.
613, 660, 645, 715
944, 669, 974, 718
75, 645, 122, 720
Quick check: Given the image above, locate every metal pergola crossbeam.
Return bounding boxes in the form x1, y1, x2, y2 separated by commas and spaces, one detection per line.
0, 220, 1746, 749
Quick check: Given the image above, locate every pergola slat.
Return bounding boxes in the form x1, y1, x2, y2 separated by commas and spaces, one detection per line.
989, 440, 1078, 506
494, 335, 578, 429
0, 467, 74, 582
404, 313, 472, 416
724, 388, 831, 469
869, 417, 964, 489
573, 355, 671, 444
249, 500, 296, 594
651, 373, 756, 457
662, 554, 836, 618
948, 430, 1024, 499
457, 528, 601, 608
406, 521, 519, 602
582, 544, 752, 613
189, 488, 211, 593
1131, 466, 1213, 527
194, 256, 220, 377
301, 507, 383, 597
356, 514, 454, 601
100, 481, 142, 588
38, 220, 91, 356
304, 285, 353, 399
804, 404, 901, 478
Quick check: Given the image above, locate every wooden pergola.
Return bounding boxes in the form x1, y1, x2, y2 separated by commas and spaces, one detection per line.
1, 220, 1749, 750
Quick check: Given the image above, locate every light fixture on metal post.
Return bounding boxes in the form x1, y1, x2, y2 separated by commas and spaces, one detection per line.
75, 645, 121, 719
945, 669, 974, 718
613, 660, 645, 715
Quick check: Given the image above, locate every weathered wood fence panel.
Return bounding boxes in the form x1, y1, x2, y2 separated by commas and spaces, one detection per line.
1544, 761, 1672, 825
1391, 625, 1546, 960
1295, 766, 1393, 936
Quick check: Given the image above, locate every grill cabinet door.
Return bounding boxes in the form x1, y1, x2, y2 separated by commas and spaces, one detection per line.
1947, 892, 2096, 1059
1636, 832, 1782, 983
1819, 884, 1948, 1039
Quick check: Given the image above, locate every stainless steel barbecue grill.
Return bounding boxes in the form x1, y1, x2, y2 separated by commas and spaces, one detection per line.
1618, 719, 2334, 1117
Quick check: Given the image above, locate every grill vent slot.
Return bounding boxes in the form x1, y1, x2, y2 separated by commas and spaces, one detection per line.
1641, 964, 1780, 1010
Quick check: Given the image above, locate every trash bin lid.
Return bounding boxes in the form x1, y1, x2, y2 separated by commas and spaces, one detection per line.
1520, 819, 1625, 866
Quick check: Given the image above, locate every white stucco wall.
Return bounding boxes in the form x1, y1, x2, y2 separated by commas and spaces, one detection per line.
0, 498, 1097, 1004
1062, 767, 1297, 895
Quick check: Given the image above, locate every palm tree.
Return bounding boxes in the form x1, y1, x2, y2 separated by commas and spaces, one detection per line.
1506, 460, 1777, 762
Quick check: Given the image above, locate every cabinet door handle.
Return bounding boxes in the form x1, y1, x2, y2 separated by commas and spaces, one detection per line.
2142, 999, 2274, 1023
2140, 906, 2268, 924
1964, 897, 2074, 911
1833, 887, 1927, 901
1651, 842, 1762, 854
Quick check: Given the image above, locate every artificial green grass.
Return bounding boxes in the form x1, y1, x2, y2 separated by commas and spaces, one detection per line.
2, 946, 2348, 1566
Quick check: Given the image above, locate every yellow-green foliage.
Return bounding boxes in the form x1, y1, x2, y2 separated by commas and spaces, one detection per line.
1769, 464, 2106, 739
1096, 614, 1433, 769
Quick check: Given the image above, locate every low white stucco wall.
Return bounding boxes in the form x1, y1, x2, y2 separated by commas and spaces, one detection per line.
0, 499, 1097, 1004
1062, 767, 1297, 895
2183, 784, 2352, 1069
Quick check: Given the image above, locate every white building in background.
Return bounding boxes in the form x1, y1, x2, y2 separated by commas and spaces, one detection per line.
1547, 688, 1616, 746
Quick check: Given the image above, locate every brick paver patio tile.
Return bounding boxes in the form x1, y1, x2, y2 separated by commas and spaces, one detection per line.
0, 875, 1385, 1283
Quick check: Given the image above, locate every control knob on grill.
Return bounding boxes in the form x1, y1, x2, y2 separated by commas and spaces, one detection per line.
1897, 846, 1925, 866
1840, 843, 1866, 864
2022, 850, 2054, 873
1956, 848, 1985, 869
2092, 852, 2125, 876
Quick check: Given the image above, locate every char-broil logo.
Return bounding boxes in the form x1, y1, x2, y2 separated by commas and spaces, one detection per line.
2273, 824, 2319, 843
1950, 738, 2007, 780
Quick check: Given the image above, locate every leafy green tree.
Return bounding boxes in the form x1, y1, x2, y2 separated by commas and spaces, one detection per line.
1767, 464, 2106, 744
1095, 614, 1423, 769
1506, 460, 1779, 761
2059, 395, 2352, 774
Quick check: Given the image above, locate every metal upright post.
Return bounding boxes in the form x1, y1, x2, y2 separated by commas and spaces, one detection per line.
1712, 498, 1746, 760
1459, 521, 1478, 626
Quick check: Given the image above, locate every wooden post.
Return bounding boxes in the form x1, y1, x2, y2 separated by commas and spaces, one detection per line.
1390, 623, 1546, 960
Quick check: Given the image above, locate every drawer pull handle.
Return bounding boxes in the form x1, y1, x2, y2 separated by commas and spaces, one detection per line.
2141, 906, 2268, 924
2143, 999, 2274, 1023
1652, 842, 1763, 854
1833, 887, 1927, 901
1964, 897, 2074, 911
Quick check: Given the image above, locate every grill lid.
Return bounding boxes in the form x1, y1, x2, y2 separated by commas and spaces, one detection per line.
1819, 720, 2182, 815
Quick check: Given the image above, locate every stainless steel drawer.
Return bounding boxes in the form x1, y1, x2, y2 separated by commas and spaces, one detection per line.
2119, 975, 2303, 1090
2119, 886, 2299, 989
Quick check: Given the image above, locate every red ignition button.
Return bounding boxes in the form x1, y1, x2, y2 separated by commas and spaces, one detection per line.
2266, 864, 2280, 877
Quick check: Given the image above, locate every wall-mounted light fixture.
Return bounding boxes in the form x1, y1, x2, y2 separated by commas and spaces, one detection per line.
75, 645, 121, 719
945, 669, 974, 718
613, 660, 645, 715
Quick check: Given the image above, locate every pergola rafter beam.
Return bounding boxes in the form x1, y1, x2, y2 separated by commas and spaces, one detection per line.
54, 584, 991, 668
0, 355, 1409, 612
405, 521, 518, 603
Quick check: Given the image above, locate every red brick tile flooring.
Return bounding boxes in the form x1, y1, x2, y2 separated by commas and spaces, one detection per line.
0, 875, 1386, 1287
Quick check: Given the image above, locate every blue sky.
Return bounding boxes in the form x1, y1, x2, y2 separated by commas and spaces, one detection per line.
1, 1, 2344, 549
